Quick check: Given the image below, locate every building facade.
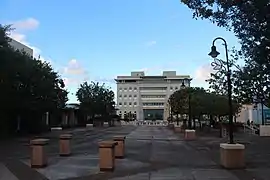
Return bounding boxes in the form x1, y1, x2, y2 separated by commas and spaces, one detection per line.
9, 38, 34, 57
115, 71, 192, 120
236, 104, 270, 125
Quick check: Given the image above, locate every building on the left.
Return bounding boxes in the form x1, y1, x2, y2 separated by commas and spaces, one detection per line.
8, 38, 34, 57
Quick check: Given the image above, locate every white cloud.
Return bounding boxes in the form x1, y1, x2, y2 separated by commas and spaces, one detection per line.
194, 63, 215, 82
7, 18, 47, 61
145, 40, 157, 47
11, 18, 39, 31
61, 59, 89, 87
63, 59, 87, 75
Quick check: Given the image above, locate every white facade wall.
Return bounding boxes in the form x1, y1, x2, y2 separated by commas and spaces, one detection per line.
236, 104, 269, 124
9, 38, 34, 57
115, 71, 191, 120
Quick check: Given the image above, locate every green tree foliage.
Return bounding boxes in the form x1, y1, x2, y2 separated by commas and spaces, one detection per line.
0, 24, 68, 136
169, 87, 240, 124
180, 0, 270, 105
76, 81, 115, 122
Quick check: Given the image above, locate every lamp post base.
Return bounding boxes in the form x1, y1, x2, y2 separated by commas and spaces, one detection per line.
220, 143, 245, 169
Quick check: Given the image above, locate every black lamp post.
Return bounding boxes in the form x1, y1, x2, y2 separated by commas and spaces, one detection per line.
208, 37, 234, 144
181, 81, 192, 129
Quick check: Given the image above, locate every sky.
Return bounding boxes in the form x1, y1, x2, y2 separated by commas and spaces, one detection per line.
0, 0, 240, 103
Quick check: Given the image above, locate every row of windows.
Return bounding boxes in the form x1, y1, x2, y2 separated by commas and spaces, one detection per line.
142, 103, 164, 106
140, 87, 167, 90
119, 87, 137, 91
119, 94, 137, 98
119, 111, 137, 114
119, 86, 187, 92
119, 102, 137, 105
141, 95, 166, 98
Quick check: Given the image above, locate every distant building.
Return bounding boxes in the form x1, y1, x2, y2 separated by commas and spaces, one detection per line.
236, 104, 270, 125
115, 71, 192, 120
9, 38, 33, 57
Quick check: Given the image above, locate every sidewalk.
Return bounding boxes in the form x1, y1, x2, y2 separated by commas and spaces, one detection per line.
1, 126, 270, 180
185, 129, 270, 180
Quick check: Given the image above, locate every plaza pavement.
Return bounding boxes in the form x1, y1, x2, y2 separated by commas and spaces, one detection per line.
0, 125, 269, 180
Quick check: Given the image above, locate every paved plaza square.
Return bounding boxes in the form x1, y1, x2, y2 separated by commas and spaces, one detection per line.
0, 125, 270, 180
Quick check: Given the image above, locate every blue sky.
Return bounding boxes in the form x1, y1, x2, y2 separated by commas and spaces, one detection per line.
0, 0, 239, 103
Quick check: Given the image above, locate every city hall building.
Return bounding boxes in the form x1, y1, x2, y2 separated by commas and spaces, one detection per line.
115, 71, 192, 120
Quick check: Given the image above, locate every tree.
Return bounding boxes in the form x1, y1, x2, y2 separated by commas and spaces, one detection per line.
0, 24, 68, 136
76, 81, 115, 125
169, 86, 240, 129
181, 0, 270, 108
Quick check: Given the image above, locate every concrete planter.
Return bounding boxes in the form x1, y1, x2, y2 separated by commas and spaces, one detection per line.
184, 129, 196, 140
220, 143, 245, 169
113, 136, 126, 158
30, 139, 49, 168
259, 125, 270, 136
59, 134, 72, 156
98, 141, 118, 171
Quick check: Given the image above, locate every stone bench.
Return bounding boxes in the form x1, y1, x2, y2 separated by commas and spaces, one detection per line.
30, 138, 49, 168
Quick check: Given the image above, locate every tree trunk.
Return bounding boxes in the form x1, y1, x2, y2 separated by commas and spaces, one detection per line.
198, 115, 202, 129
192, 116, 196, 129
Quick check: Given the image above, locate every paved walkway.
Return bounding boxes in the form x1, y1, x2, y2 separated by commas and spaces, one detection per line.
0, 126, 269, 180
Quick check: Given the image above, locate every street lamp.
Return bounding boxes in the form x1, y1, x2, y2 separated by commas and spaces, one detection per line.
208, 37, 234, 144
181, 81, 192, 129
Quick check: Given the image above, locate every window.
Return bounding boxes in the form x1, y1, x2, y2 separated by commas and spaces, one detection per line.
134, 87, 137, 90
140, 87, 167, 90
134, 102, 137, 105
141, 95, 166, 98
118, 102, 122, 105
129, 94, 132, 97
134, 94, 137, 97
134, 111, 136, 114
170, 87, 173, 90
124, 87, 127, 90
129, 102, 132, 105
129, 87, 132, 90
119, 94, 122, 98
124, 94, 127, 97
124, 102, 127, 105
175, 87, 178, 90
142, 102, 164, 106
119, 87, 122, 90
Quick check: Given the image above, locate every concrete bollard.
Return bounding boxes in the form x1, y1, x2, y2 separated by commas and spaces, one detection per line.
98, 141, 118, 171
113, 136, 126, 158
184, 129, 196, 140
59, 134, 72, 156
30, 139, 49, 168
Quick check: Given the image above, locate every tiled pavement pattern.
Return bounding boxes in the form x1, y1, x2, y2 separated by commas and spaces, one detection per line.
0, 125, 270, 180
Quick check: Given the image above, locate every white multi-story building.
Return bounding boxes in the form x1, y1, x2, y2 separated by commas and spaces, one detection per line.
9, 38, 33, 57
115, 71, 192, 120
